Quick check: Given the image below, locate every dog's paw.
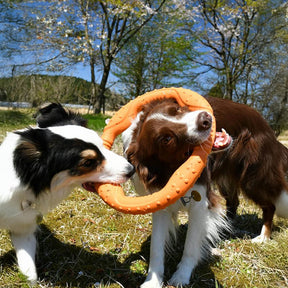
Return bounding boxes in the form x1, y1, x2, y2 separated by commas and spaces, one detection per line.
19, 265, 37, 284
251, 234, 270, 243
168, 271, 190, 287
140, 273, 163, 288
140, 281, 162, 288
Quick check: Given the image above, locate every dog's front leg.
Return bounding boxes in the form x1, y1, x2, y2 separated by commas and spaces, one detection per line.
11, 231, 37, 283
169, 185, 208, 286
141, 210, 172, 288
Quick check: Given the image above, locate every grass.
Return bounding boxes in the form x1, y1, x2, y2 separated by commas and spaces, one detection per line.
83, 114, 110, 132
0, 109, 288, 287
0, 109, 35, 141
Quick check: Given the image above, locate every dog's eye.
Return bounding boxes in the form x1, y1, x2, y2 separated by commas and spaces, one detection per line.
161, 135, 172, 145
81, 159, 95, 167
168, 106, 180, 116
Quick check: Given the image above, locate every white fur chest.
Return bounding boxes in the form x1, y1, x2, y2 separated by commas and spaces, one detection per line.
0, 132, 73, 233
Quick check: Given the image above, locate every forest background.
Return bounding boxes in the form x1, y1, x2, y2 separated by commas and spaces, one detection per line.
1, 0, 288, 134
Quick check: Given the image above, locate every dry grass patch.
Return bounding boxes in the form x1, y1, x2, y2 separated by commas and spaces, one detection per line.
0, 109, 288, 287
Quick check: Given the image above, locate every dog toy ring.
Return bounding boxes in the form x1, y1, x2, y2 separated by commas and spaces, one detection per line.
94, 87, 216, 215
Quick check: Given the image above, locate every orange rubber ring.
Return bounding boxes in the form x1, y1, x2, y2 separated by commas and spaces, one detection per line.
95, 87, 216, 214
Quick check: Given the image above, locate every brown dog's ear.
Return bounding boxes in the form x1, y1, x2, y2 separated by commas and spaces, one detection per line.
126, 143, 157, 189
125, 142, 138, 165
135, 161, 158, 190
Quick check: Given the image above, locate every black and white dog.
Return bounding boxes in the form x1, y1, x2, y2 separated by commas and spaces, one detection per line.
0, 103, 134, 283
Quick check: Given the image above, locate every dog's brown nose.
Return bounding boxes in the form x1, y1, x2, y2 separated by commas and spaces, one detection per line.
197, 111, 212, 131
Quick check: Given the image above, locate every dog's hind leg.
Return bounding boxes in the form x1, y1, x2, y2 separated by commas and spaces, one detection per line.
11, 231, 37, 283
252, 204, 275, 243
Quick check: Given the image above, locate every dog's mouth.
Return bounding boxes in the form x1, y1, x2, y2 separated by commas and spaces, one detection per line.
212, 129, 232, 152
82, 182, 97, 192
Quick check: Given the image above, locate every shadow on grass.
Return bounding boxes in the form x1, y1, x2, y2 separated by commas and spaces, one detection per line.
226, 211, 288, 240
3, 211, 284, 288
6, 212, 280, 288
0, 224, 147, 288
35, 224, 149, 287
0, 224, 226, 288
227, 213, 263, 240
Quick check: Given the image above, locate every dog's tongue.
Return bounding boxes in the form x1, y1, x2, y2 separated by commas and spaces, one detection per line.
82, 182, 97, 192
213, 129, 232, 151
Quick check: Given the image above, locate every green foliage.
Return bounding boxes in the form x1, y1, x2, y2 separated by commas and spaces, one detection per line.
208, 82, 225, 98
0, 109, 109, 142
114, 2, 198, 99
0, 75, 121, 109
0, 75, 92, 105
0, 110, 34, 141
83, 113, 109, 132
0, 109, 33, 127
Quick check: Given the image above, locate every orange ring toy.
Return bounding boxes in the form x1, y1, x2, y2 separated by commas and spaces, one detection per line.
94, 87, 216, 214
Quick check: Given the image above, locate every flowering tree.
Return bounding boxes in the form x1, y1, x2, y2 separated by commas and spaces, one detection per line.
24, 0, 167, 113
182, 0, 287, 101
113, 3, 198, 99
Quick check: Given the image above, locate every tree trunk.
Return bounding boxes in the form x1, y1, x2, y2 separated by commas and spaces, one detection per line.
274, 76, 288, 135
95, 62, 111, 114
89, 57, 99, 113
224, 70, 234, 100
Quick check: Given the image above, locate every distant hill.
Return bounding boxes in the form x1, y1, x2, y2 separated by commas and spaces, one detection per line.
0, 74, 125, 110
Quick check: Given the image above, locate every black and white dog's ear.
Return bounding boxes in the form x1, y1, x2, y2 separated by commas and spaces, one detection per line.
14, 138, 42, 163
34, 102, 87, 128
13, 130, 48, 188
14, 129, 48, 162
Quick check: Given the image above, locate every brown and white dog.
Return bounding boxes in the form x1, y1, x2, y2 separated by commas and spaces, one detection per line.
207, 97, 288, 242
122, 99, 231, 287
122, 96, 288, 287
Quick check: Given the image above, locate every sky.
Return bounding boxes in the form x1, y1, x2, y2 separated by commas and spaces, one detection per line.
0, 56, 122, 90
64, 62, 91, 82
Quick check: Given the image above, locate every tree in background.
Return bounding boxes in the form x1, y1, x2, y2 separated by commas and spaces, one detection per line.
1, 0, 288, 133
1, 0, 167, 113
113, 2, 198, 99
0, 75, 96, 106
0, 1, 37, 76
183, 0, 287, 102
255, 35, 288, 134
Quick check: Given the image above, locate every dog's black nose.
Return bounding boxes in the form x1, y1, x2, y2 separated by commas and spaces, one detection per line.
126, 164, 135, 178
197, 111, 212, 131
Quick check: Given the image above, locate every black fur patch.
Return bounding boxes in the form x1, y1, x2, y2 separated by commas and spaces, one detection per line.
13, 128, 104, 196
35, 103, 87, 128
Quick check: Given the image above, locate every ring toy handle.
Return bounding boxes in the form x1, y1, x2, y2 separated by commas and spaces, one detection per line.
96, 87, 216, 214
